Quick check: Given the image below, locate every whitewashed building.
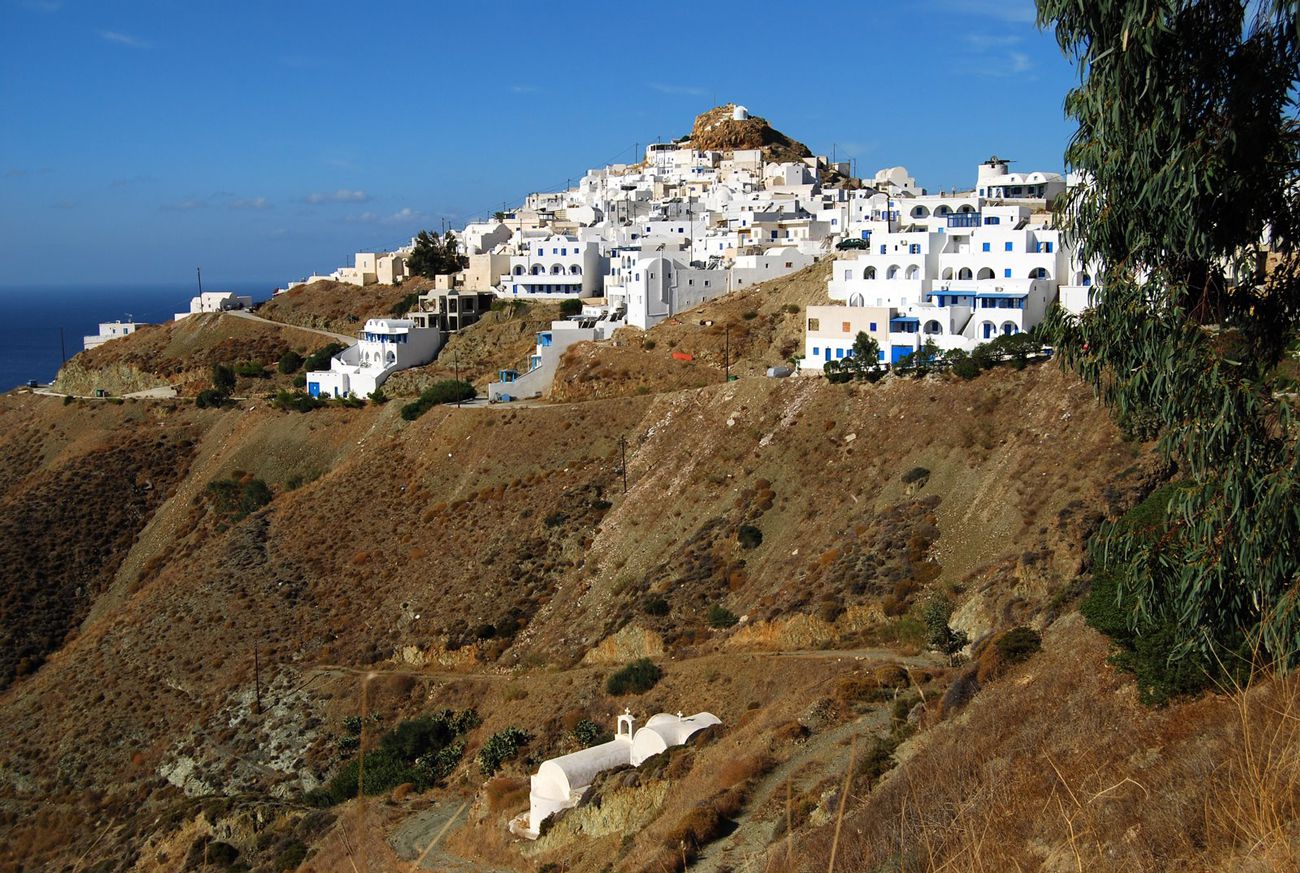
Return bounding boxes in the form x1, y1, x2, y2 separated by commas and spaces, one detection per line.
83, 321, 146, 351
510, 710, 721, 839
174, 291, 253, 321
305, 318, 443, 399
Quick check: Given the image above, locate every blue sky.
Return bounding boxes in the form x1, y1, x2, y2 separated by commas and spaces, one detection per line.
0, 0, 1078, 288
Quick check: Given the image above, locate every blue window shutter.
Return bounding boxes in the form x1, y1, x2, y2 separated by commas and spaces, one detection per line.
1005, 242, 1013, 251
869, 322, 877, 331
813, 346, 820, 355
1004, 269, 1012, 278
982, 242, 990, 252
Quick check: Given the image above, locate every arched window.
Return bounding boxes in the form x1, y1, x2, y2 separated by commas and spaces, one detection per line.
924, 320, 943, 335
512, 265, 525, 276
977, 267, 995, 280
941, 267, 954, 280
1002, 322, 1018, 336
864, 267, 877, 280
550, 264, 565, 275
849, 292, 864, 307
958, 267, 973, 281
957, 204, 976, 214
531, 264, 545, 275
386, 350, 396, 364
982, 321, 996, 339
886, 265, 901, 280
911, 205, 930, 219
570, 264, 582, 275
905, 265, 920, 280
1081, 273, 1092, 286
935, 205, 952, 216
1029, 267, 1049, 279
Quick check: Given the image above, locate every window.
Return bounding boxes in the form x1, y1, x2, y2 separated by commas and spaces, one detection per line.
909, 244, 921, 254
808, 318, 820, 331
812, 346, 820, 356
984, 216, 1000, 225
842, 321, 851, 333
982, 242, 991, 252
880, 244, 887, 254
1004, 268, 1013, 278
1005, 242, 1014, 251
836, 348, 845, 358
869, 322, 877, 331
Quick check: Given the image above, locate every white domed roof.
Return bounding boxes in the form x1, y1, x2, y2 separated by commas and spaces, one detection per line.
732, 105, 749, 121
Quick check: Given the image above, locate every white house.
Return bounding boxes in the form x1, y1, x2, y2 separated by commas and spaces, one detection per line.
511, 710, 721, 839
336, 252, 406, 287
487, 312, 625, 402
608, 255, 730, 330
174, 291, 253, 321
499, 235, 605, 298
83, 321, 146, 351
305, 318, 443, 399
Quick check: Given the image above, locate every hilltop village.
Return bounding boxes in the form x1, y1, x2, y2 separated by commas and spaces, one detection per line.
235, 104, 1095, 402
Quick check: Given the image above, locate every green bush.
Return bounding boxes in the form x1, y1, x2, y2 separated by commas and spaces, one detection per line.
278, 350, 304, 374
708, 604, 739, 629
737, 524, 763, 549
559, 297, 583, 317
195, 388, 228, 409
400, 380, 476, 420
642, 594, 670, 616
303, 343, 346, 372
234, 360, 268, 378
369, 388, 388, 404
606, 658, 663, 695
310, 709, 478, 805
212, 363, 236, 393
274, 841, 308, 872
274, 390, 326, 413
995, 627, 1042, 663
921, 594, 967, 655
477, 727, 531, 776
292, 374, 307, 388
206, 474, 273, 521
742, 310, 759, 320
572, 719, 608, 747
389, 292, 421, 318
643, 339, 657, 350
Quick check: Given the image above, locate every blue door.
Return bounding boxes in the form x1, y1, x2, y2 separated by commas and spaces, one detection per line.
825, 347, 832, 362
891, 345, 912, 364
307, 381, 320, 398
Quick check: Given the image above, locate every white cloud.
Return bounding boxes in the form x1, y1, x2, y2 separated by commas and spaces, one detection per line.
99, 30, 151, 49
304, 189, 370, 204
229, 196, 270, 210
649, 83, 709, 97
938, 0, 1036, 23
162, 197, 206, 211
21, 1, 63, 12
346, 207, 424, 226
510, 84, 539, 94
964, 33, 1023, 51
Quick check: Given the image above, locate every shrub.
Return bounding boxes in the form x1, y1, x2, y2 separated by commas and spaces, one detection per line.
303, 343, 346, 373
369, 388, 388, 404
278, 350, 304, 374
708, 604, 739, 629
559, 297, 583, 317
206, 474, 272, 521
389, 292, 421, 318
311, 709, 478, 805
195, 388, 227, 409
62, 394, 73, 405
234, 360, 268, 378
737, 524, 763, 549
292, 374, 307, 388
901, 466, 930, 485
573, 719, 609, 747
921, 595, 967, 655
994, 626, 1042, 664
742, 310, 759, 320
642, 594, 670, 616
643, 338, 657, 350
477, 727, 531, 776
400, 380, 475, 420
274, 841, 307, 872
606, 658, 662, 695
273, 390, 326, 413
784, 303, 801, 314
211, 363, 236, 393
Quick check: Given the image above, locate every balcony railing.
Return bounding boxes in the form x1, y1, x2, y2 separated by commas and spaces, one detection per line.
946, 213, 981, 228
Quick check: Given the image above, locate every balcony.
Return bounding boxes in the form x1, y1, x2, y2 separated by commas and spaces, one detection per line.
946, 213, 981, 228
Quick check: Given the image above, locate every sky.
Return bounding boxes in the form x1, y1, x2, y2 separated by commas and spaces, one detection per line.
0, 0, 1080, 289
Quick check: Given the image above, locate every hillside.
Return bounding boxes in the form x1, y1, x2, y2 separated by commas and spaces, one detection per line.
688, 104, 813, 165
257, 278, 437, 336
52, 312, 345, 397
551, 259, 832, 401
2, 360, 1233, 872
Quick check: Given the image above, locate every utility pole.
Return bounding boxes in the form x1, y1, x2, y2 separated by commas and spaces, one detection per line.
724, 324, 730, 380
619, 435, 627, 494
59, 327, 66, 363
253, 645, 262, 715
196, 266, 203, 294
454, 352, 462, 406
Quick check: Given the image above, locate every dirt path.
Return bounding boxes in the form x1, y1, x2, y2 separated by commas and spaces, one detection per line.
389, 801, 513, 872
691, 704, 895, 873
228, 308, 358, 345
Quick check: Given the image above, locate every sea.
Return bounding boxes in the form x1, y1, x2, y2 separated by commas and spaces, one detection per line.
0, 282, 277, 391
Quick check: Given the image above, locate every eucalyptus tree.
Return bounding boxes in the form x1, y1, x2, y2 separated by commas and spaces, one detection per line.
1038, 0, 1300, 676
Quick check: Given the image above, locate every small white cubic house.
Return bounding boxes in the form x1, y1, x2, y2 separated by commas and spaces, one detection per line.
83, 321, 146, 351
305, 318, 444, 399
511, 710, 721, 840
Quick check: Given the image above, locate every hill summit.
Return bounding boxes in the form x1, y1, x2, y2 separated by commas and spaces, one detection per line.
686, 103, 813, 163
